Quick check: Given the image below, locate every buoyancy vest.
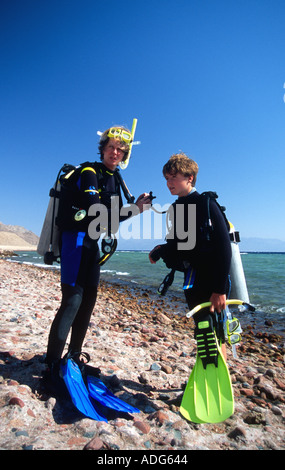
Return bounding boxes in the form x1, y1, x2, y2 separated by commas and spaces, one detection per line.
158, 191, 234, 295
55, 161, 135, 232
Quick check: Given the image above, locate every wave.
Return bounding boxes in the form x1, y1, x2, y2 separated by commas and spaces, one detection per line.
101, 268, 130, 276
7, 259, 60, 270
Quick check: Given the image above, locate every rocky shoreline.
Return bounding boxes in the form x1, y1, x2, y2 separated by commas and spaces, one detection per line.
0, 259, 284, 451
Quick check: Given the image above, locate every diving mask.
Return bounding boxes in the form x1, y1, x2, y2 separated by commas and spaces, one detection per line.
226, 317, 242, 345
107, 127, 132, 144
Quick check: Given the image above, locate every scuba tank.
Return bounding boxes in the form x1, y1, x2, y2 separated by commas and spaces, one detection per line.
37, 165, 69, 264
228, 223, 249, 303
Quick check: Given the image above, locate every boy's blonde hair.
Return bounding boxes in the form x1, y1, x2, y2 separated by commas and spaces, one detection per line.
163, 153, 199, 186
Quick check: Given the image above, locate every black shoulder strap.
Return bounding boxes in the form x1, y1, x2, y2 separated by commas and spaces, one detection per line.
91, 162, 135, 203
114, 169, 135, 204
200, 191, 230, 241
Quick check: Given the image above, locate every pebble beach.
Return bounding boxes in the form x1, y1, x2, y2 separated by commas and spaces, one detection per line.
0, 257, 284, 451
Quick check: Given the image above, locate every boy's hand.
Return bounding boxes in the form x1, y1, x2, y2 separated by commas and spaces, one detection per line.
209, 293, 226, 313
149, 245, 161, 264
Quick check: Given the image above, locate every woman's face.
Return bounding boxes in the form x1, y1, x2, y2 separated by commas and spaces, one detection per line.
102, 138, 127, 170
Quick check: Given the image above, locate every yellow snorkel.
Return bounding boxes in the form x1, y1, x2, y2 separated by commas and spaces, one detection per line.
119, 118, 138, 170
186, 299, 255, 318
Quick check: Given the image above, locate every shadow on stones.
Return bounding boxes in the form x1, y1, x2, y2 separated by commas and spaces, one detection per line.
0, 351, 159, 424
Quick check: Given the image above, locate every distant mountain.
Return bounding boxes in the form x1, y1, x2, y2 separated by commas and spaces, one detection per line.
239, 237, 285, 252
0, 222, 39, 247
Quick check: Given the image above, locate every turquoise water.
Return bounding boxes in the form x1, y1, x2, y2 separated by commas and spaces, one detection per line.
241, 253, 285, 315
8, 250, 285, 319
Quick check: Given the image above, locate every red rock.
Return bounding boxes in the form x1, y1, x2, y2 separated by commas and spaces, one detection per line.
149, 410, 168, 425
134, 420, 151, 434
161, 364, 172, 374
84, 437, 105, 450
67, 437, 87, 448
9, 397, 25, 408
274, 378, 285, 391
240, 388, 254, 397
7, 380, 18, 386
149, 335, 159, 342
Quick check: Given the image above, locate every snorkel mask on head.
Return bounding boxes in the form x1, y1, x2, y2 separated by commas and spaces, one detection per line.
107, 127, 133, 144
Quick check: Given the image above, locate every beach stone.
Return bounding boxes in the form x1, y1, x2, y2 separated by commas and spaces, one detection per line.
255, 385, 279, 401
84, 437, 105, 450
161, 364, 172, 374
0, 259, 284, 451
149, 410, 169, 425
227, 426, 246, 440
139, 372, 150, 384
240, 388, 254, 397
274, 378, 285, 391
9, 397, 25, 408
271, 405, 283, 416
156, 313, 172, 325
265, 369, 276, 378
243, 411, 266, 425
15, 430, 29, 437
149, 335, 159, 342
133, 420, 151, 434
27, 408, 36, 418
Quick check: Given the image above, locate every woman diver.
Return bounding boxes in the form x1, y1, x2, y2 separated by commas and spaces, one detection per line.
43, 124, 151, 396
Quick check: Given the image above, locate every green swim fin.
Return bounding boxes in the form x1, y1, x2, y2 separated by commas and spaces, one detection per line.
194, 319, 234, 423
180, 365, 205, 424
180, 316, 234, 424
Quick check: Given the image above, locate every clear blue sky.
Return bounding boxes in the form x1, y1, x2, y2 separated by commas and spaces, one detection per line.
1, 0, 285, 249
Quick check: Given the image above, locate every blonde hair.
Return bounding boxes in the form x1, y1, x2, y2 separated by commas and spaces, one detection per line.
163, 153, 199, 186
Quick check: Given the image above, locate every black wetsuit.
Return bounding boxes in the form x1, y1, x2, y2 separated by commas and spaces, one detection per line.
46, 162, 130, 366
154, 190, 232, 320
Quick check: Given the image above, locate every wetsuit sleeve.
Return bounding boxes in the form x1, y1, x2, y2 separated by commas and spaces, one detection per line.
77, 166, 101, 208
152, 202, 183, 269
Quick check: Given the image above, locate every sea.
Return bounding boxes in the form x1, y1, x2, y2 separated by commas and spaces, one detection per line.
6, 250, 285, 328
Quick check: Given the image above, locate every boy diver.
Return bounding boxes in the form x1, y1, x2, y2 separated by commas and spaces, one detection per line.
43, 125, 151, 396
149, 153, 232, 360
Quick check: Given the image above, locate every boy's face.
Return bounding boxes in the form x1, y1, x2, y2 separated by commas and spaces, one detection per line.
165, 171, 193, 197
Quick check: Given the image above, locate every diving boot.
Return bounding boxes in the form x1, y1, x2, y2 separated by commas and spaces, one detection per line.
41, 360, 69, 399
65, 351, 101, 383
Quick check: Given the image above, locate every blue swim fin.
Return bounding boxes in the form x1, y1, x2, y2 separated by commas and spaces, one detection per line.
61, 359, 107, 421
87, 376, 140, 414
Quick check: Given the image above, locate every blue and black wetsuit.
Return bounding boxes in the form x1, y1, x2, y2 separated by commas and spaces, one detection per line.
46, 163, 127, 366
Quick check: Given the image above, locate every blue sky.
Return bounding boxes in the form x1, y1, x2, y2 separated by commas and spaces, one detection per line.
1, 0, 285, 250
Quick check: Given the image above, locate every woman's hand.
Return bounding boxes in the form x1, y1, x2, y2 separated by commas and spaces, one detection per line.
135, 193, 152, 213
